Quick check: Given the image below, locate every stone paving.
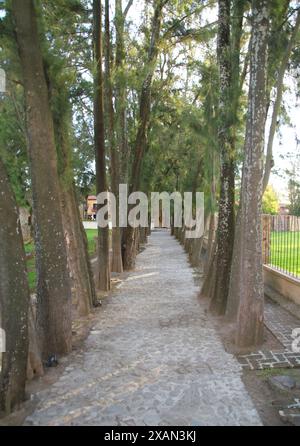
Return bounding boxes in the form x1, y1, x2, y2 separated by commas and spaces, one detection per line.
265, 299, 300, 352
237, 299, 300, 371
237, 350, 300, 371
24, 230, 261, 426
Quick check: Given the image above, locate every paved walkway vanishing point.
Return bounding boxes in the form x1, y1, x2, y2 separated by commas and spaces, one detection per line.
25, 230, 261, 426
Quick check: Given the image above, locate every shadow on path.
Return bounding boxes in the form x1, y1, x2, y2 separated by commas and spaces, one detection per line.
24, 229, 261, 426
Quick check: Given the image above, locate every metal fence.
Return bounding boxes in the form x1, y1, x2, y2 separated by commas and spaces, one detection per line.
262, 214, 300, 280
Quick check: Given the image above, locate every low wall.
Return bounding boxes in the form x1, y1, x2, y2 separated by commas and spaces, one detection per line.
263, 265, 300, 306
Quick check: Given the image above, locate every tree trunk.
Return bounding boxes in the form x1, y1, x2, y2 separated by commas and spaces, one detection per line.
189, 213, 209, 268
231, 0, 245, 124
123, 0, 164, 270
233, 0, 269, 348
0, 159, 29, 416
139, 227, 148, 245
134, 228, 140, 255
209, 0, 236, 315
184, 237, 192, 255
27, 301, 43, 381
93, 0, 111, 291
115, 0, 130, 184
200, 213, 216, 297
51, 82, 97, 315
180, 227, 186, 246
225, 209, 242, 321
12, 0, 72, 359
204, 213, 216, 274
105, 0, 123, 274
201, 242, 217, 299
60, 186, 97, 314
190, 237, 202, 267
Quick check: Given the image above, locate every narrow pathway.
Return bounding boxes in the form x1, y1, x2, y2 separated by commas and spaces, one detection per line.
25, 230, 261, 426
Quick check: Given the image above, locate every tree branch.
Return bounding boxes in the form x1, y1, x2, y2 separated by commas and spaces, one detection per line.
124, 0, 133, 18
263, 9, 300, 193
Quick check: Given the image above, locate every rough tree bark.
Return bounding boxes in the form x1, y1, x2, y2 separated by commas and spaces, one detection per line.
115, 0, 131, 184
200, 213, 216, 297
0, 159, 29, 416
190, 213, 209, 268
123, 0, 165, 270
93, 0, 111, 291
200, 110, 217, 296
225, 209, 242, 321
26, 302, 44, 381
187, 158, 203, 264
209, 0, 240, 315
200, 220, 218, 301
138, 227, 148, 246
224, 1, 251, 322
232, 0, 269, 348
61, 184, 97, 312
12, 0, 72, 359
115, 0, 131, 270
51, 86, 97, 314
105, 0, 123, 274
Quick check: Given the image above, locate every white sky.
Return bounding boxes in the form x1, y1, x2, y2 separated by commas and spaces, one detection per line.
268, 78, 300, 202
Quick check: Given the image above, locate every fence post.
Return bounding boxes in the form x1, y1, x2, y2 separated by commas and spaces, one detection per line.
262, 214, 271, 264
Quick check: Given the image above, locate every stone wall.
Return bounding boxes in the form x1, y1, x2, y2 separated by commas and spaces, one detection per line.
264, 265, 300, 306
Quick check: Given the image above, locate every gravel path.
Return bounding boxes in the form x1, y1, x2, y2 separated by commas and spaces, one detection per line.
25, 229, 261, 426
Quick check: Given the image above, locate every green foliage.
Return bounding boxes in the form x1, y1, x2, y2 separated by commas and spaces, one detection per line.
289, 178, 300, 216
286, 155, 300, 216
0, 8, 30, 206
262, 186, 279, 215
1, 0, 298, 221
0, 90, 30, 206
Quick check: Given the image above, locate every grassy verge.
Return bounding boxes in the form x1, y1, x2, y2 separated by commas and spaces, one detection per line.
269, 231, 300, 277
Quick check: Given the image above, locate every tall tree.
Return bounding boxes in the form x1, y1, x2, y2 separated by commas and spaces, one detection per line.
115, 0, 131, 185
93, 0, 111, 290
208, 0, 236, 315
0, 159, 29, 416
11, 0, 72, 359
39, 1, 98, 314
200, 0, 245, 309
51, 83, 97, 314
105, 0, 123, 273
123, 0, 166, 270
231, 0, 269, 347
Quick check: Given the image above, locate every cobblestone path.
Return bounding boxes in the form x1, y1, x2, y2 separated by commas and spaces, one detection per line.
25, 230, 261, 426
238, 298, 300, 371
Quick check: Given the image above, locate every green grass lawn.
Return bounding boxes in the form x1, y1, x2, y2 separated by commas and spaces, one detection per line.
25, 229, 98, 291
85, 229, 98, 256
269, 231, 300, 277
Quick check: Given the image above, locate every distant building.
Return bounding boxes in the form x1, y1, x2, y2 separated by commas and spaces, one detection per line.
278, 203, 289, 215
85, 195, 97, 220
